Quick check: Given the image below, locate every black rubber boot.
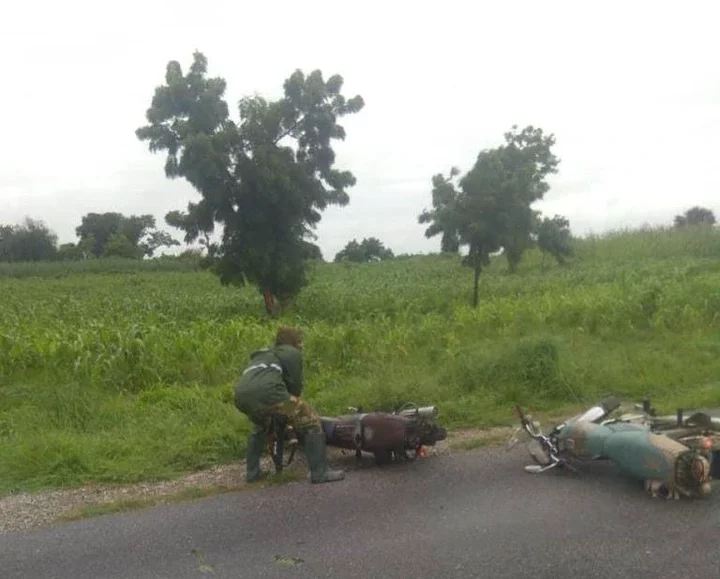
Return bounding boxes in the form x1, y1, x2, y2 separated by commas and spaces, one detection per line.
246, 432, 266, 483
303, 431, 345, 484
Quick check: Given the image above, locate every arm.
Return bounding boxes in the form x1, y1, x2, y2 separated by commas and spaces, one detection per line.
277, 346, 304, 397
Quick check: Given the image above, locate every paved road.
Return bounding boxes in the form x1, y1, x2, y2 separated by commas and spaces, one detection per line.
2, 446, 720, 579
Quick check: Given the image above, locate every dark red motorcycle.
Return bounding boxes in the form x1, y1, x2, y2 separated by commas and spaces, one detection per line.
268, 403, 447, 472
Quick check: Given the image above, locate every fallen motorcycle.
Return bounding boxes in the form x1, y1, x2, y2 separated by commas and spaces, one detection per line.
268, 403, 448, 472
507, 397, 718, 499
600, 398, 720, 478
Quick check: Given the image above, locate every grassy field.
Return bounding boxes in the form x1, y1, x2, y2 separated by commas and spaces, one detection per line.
1, 225, 720, 496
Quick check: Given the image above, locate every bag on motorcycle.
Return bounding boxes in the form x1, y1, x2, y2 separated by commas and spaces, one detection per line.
322, 412, 407, 452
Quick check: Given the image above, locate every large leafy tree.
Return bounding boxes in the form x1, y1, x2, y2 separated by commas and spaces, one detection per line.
418, 125, 559, 306
135, 51, 364, 313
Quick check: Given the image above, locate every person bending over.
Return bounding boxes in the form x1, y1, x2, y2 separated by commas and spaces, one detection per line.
233, 326, 345, 484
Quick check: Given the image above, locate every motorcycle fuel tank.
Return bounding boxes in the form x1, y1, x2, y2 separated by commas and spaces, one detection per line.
557, 420, 712, 497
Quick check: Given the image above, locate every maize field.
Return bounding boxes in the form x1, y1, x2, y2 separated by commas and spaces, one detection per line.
1, 225, 719, 495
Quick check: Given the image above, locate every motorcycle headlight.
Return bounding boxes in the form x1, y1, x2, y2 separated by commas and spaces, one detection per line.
691, 456, 710, 482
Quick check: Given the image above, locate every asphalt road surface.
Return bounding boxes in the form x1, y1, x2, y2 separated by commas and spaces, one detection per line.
2, 446, 720, 579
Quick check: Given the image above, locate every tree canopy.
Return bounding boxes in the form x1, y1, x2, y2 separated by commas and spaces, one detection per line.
135, 51, 364, 311
0, 218, 58, 262
72, 212, 180, 259
418, 167, 463, 254
418, 125, 560, 306
334, 237, 394, 263
536, 214, 573, 268
674, 206, 716, 227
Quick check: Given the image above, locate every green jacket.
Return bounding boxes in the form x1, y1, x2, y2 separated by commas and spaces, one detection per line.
233, 344, 304, 415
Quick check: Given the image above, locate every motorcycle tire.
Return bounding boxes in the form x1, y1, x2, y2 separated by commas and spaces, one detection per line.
373, 450, 393, 465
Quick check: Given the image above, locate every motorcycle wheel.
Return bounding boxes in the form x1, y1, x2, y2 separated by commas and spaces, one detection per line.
527, 440, 552, 466
373, 450, 394, 465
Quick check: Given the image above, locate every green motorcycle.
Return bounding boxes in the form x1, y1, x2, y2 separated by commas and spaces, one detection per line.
509, 397, 715, 499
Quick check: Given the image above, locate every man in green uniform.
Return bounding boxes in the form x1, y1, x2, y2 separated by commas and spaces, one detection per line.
234, 327, 345, 484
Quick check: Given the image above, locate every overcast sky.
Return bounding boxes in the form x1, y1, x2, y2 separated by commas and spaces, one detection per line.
2, 0, 718, 259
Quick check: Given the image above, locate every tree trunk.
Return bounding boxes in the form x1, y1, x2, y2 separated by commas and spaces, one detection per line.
263, 290, 279, 318
472, 258, 481, 308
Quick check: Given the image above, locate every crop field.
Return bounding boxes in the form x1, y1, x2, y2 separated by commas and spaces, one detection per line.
1, 225, 720, 496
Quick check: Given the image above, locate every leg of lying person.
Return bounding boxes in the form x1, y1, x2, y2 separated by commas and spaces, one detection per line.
271, 396, 345, 484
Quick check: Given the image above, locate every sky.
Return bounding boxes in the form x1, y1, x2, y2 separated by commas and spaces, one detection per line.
2, 0, 719, 260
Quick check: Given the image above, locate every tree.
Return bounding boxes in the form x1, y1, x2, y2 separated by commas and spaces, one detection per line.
141, 230, 181, 257
135, 51, 364, 314
418, 167, 463, 254
536, 214, 573, 269
165, 209, 217, 257
102, 233, 145, 259
334, 237, 394, 262
75, 212, 179, 258
454, 149, 508, 307
0, 218, 58, 262
495, 125, 560, 272
673, 206, 716, 227
57, 243, 82, 261
302, 241, 324, 261
502, 205, 540, 273
418, 125, 559, 306
0, 225, 13, 262
76, 212, 138, 257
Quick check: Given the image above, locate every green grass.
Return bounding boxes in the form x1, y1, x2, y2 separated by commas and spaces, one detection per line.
0, 255, 202, 279
1, 225, 720, 496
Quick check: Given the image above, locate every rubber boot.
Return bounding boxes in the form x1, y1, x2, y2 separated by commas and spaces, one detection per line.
246, 432, 266, 483
303, 431, 345, 484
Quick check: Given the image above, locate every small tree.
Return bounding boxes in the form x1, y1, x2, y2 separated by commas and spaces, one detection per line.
334, 239, 363, 262
141, 231, 181, 257
102, 233, 145, 259
334, 237, 394, 262
0, 218, 58, 262
418, 125, 559, 306
536, 214, 573, 269
136, 51, 364, 314
496, 125, 560, 272
75, 212, 178, 258
673, 206, 716, 227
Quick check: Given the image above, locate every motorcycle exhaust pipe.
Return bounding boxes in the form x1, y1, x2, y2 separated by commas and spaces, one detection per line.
398, 406, 439, 419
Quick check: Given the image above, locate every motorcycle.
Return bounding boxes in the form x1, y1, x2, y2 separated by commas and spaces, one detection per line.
604, 398, 720, 478
268, 403, 448, 473
507, 397, 719, 499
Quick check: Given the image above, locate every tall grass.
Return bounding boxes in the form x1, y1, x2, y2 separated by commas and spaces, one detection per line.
575, 224, 720, 261
1, 225, 719, 495
0, 255, 201, 279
